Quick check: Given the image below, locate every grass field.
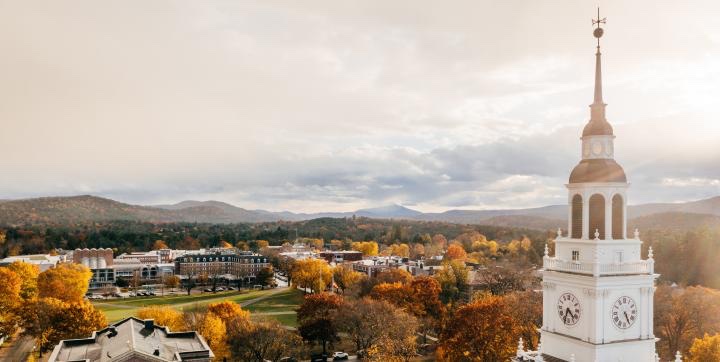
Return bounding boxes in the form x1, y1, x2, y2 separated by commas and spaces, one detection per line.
246, 288, 304, 328
93, 287, 305, 327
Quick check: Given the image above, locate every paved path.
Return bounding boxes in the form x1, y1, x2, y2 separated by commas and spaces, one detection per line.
0, 335, 34, 362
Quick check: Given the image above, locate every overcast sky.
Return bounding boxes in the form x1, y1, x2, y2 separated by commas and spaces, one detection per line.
1, 1, 718, 212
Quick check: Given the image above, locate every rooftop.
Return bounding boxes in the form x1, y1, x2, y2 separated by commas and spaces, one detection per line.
48, 317, 213, 362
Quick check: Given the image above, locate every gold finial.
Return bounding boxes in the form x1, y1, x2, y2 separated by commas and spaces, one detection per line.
592, 8, 607, 46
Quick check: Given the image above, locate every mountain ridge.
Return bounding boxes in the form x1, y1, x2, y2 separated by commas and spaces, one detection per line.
0, 195, 717, 230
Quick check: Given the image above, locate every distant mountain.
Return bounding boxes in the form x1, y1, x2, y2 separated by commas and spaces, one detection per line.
154, 200, 281, 223
0, 194, 717, 230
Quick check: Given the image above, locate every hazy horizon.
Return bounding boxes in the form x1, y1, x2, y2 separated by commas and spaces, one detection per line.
2, 1, 719, 213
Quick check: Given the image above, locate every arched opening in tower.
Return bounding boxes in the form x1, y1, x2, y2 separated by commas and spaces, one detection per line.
589, 194, 605, 239
612, 194, 624, 239
571, 194, 583, 239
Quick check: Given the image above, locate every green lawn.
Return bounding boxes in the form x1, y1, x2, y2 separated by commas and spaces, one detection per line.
93, 288, 304, 328
245, 288, 304, 313
93, 289, 271, 323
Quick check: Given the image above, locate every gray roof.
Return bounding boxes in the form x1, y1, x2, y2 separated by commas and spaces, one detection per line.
48, 317, 214, 362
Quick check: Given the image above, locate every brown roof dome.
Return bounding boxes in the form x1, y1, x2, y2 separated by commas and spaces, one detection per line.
582, 119, 614, 137
569, 159, 627, 183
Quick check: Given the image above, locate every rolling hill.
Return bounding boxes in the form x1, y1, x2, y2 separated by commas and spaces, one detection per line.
0, 195, 717, 231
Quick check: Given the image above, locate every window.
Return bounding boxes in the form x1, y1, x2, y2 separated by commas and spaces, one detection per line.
572, 250, 580, 261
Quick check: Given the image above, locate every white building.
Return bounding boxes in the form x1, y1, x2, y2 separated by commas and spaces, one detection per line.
516, 14, 662, 362
0, 254, 65, 271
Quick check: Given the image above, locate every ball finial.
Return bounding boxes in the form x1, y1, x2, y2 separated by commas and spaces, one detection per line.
593, 27, 604, 38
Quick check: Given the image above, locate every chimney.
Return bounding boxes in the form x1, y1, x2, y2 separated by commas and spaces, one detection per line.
107, 326, 118, 338
144, 319, 154, 330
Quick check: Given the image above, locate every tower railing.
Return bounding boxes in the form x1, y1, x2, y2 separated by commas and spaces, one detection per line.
543, 256, 654, 276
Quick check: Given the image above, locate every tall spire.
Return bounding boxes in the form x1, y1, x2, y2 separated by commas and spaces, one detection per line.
592, 8, 606, 107
583, 8, 612, 136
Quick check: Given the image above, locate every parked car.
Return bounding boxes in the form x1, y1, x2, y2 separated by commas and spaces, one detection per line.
204, 288, 213, 292
310, 353, 328, 362
332, 352, 349, 360
227, 287, 236, 291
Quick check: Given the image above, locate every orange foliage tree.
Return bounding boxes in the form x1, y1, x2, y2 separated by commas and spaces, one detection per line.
445, 244, 467, 261
437, 296, 519, 362
7, 261, 40, 300
297, 293, 344, 355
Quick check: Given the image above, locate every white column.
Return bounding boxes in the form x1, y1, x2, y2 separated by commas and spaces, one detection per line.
623, 193, 628, 239
604, 194, 612, 240
582, 191, 590, 240
568, 201, 573, 238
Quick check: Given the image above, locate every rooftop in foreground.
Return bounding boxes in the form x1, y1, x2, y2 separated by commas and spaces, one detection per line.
48, 317, 214, 362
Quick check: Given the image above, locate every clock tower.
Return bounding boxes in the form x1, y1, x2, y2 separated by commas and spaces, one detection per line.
516, 11, 660, 362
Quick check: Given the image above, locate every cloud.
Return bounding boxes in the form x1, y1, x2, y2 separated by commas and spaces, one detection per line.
0, 1, 718, 212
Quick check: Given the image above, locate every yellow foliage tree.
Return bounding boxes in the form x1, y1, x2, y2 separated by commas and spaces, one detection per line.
256, 240, 270, 249
389, 243, 410, 257
351, 241, 379, 257
137, 306, 186, 331
152, 240, 169, 250
21, 298, 106, 354
689, 333, 720, 362
291, 258, 333, 294
0, 267, 21, 336
185, 312, 229, 360
7, 261, 40, 300
333, 265, 364, 294
219, 240, 233, 248
38, 263, 92, 303
207, 301, 251, 322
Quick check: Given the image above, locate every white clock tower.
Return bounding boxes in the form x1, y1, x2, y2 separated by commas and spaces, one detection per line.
516, 11, 660, 362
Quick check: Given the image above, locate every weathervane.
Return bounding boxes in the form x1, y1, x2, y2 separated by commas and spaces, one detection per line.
592, 8, 606, 47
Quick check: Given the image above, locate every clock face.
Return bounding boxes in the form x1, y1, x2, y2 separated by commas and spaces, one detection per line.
592, 141, 603, 156
557, 292, 581, 326
583, 142, 591, 157
611, 296, 638, 329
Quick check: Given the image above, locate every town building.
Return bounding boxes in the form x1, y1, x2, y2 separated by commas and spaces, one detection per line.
71, 248, 179, 289
48, 317, 214, 362
174, 248, 270, 285
72, 248, 116, 289
515, 12, 659, 362
0, 253, 66, 271
318, 250, 363, 264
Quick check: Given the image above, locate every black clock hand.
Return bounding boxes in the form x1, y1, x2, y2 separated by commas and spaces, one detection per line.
565, 307, 574, 321
624, 311, 630, 324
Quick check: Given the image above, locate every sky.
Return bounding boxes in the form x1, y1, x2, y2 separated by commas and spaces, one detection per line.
0, 0, 719, 213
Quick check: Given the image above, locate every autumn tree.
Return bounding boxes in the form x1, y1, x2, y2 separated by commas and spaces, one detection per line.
227, 318, 305, 362
444, 244, 467, 261
38, 263, 93, 303
655, 285, 720, 359
504, 290, 543, 350
332, 264, 364, 294
164, 275, 181, 291
297, 293, 343, 355
7, 261, 40, 300
0, 267, 21, 337
291, 258, 332, 294
437, 295, 519, 362
411, 243, 425, 259
688, 333, 720, 362
434, 260, 469, 305
137, 306, 186, 331
21, 298, 106, 355
152, 239, 169, 250
376, 268, 413, 285
207, 300, 251, 322
389, 243, 410, 257
336, 298, 418, 360
256, 266, 275, 287
184, 311, 229, 360
351, 241, 379, 257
